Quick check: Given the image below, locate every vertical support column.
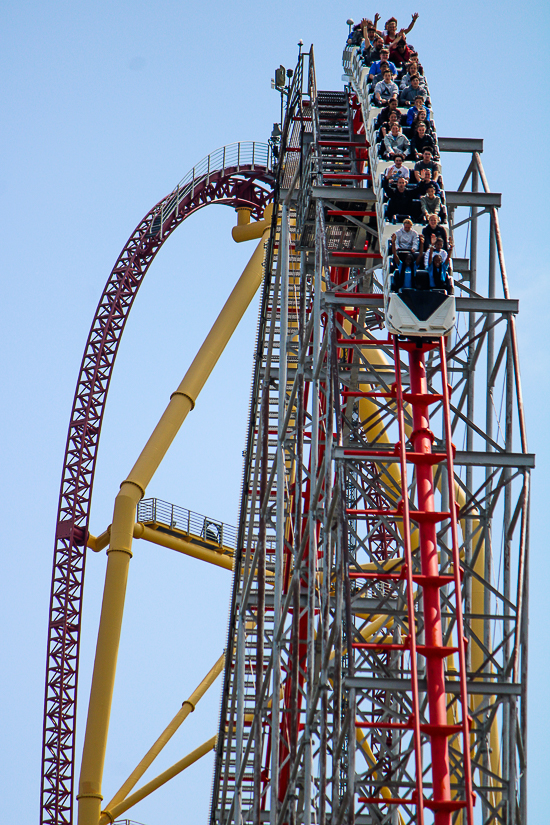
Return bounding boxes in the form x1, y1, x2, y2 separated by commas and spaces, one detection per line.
319, 304, 333, 825
503, 323, 514, 819
481, 210, 497, 824
289, 253, 307, 825
519, 493, 529, 825
408, 347, 451, 825
254, 389, 268, 825
304, 204, 323, 825
270, 203, 290, 825
465, 163, 478, 667
235, 614, 245, 825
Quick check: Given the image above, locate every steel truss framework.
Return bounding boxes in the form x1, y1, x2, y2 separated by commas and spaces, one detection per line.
212, 48, 529, 825
41, 143, 275, 825
41, 41, 530, 825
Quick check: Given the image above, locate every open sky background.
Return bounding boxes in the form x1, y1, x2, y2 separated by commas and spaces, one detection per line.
1, 1, 548, 823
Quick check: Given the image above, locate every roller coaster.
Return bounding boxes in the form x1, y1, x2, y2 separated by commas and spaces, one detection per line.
41, 26, 531, 825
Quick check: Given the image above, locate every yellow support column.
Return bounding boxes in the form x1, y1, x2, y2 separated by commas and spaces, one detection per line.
77, 225, 270, 825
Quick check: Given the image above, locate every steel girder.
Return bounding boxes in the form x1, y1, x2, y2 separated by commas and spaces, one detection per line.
212, 48, 529, 825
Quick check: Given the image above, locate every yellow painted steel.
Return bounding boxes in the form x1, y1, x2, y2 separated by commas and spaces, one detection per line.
236, 207, 252, 225
87, 529, 110, 553
133, 523, 234, 570
89, 523, 234, 568
104, 654, 224, 813
98, 735, 217, 825
77, 224, 270, 825
232, 203, 273, 243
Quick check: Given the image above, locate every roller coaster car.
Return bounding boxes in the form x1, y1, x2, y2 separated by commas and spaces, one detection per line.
384, 267, 456, 337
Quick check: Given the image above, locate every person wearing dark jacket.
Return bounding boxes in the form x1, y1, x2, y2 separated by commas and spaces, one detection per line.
376, 110, 402, 143
421, 214, 449, 251
414, 168, 441, 197
399, 76, 427, 107
375, 98, 403, 129
410, 122, 438, 159
385, 176, 417, 222
414, 149, 440, 182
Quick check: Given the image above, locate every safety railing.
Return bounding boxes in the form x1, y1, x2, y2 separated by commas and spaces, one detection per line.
153, 141, 274, 235
113, 821, 147, 825
174, 141, 273, 195
137, 497, 238, 550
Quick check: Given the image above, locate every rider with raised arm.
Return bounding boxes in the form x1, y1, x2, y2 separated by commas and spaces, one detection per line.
383, 13, 419, 45
385, 153, 410, 184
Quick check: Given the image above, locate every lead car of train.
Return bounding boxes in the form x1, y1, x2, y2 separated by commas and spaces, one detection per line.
384, 259, 455, 336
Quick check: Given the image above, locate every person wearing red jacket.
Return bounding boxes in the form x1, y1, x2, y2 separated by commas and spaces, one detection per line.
383, 13, 419, 44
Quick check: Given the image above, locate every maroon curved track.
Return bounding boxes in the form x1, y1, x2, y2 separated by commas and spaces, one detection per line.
41, 158, 275, 825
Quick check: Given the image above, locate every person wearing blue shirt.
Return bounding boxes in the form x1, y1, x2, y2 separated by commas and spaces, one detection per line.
425, 246, 450, 289
406, 98, 431, 127
392, 251, 416, 291
368, 47, 397, 79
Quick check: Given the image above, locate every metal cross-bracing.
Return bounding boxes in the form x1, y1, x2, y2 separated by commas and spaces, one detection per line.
212, 46, 529, 825
41, 142, 275, 825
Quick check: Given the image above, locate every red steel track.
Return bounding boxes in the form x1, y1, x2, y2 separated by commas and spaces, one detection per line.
40, 149, 275, 825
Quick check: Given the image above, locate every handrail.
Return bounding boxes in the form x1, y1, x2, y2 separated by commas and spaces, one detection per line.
137, 497, 238, 550
173, 141, 273, 194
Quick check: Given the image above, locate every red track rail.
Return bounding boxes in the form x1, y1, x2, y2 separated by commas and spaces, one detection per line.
41, 159, 274, 825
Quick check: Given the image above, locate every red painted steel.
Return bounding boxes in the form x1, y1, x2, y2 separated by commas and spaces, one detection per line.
398, 339, 473, 823
439, 338, 476, 825
344, 334, 474, 822
41, 159, 275, 825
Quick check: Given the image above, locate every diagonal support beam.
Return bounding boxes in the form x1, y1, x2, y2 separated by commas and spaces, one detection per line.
104, 654, 224, 812
99, 735, 217, 825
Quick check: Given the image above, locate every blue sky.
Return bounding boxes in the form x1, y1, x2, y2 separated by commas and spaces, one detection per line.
1, 1, 549, 823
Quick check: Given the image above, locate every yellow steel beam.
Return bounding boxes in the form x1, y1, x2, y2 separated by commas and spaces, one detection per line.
232, 203, 273, 243
89, 524, 234, 569
98, 735, 217, 825
104, 654, 224, 812
77, 225, 270, 825
133, 523, 234, 570
87, 528, 111, 554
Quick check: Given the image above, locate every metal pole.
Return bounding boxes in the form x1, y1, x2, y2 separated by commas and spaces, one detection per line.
480, 212, 497, 824
519, 487, 529, 824
464, 161, 478, 669
254, 389, 268, 825
270, 202, 290, 825
503, 325, 514, 819
304, 203, 323, 825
